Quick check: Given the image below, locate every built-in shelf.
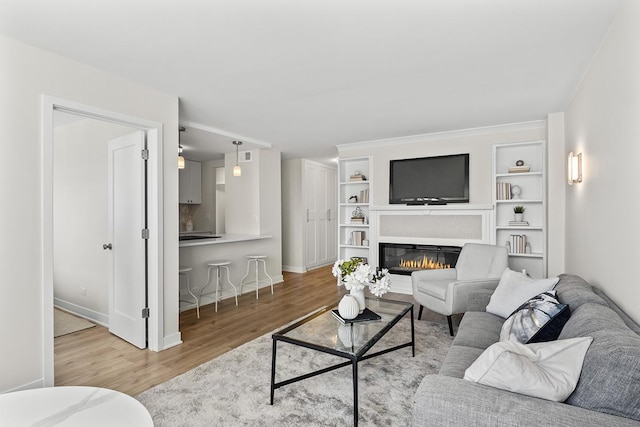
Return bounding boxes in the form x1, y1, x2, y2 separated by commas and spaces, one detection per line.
493, 140, 547, 278
338, 157, 372, 261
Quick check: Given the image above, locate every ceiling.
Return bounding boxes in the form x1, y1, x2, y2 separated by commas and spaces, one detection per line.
0, 0, 622, 163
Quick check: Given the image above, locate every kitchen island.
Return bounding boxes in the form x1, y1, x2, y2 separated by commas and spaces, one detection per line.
179, 232, 271, 247
179, 232, 278, 313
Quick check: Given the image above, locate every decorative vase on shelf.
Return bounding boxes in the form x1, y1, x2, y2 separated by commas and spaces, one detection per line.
350, 288, 366, 313
514, 213, 523, 222
338, 294, 359, 320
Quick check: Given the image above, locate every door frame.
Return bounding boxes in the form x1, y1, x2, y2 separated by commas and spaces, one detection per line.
42, 95, 164, 386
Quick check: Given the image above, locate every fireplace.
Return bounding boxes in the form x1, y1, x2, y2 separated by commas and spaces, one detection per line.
379, 243, 462, 276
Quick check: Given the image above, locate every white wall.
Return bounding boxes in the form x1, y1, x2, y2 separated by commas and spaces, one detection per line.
546, 112, 566, 277
281, 159, 304, 272
0, 34, 179, 392
564, 0, 640, 323
225, 150, 260, 235
53, 116, 134, 323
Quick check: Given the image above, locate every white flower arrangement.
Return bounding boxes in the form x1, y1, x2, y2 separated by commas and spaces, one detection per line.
332, 258, 391, 297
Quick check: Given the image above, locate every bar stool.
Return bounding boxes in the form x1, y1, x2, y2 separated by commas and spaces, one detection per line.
201, 260, 238, 312
240, 255, 273, 299
179, 266, 200, 318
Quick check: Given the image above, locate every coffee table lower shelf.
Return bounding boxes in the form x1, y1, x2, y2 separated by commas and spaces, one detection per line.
269, 300, 414, 427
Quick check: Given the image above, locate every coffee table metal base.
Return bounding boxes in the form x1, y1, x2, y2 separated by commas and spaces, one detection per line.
270, 305, 414, 426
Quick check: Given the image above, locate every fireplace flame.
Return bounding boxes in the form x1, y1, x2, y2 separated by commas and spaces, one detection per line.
399, 256, 450, 270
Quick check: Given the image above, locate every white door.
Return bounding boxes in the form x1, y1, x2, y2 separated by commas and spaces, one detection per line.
107, 132, 147, 349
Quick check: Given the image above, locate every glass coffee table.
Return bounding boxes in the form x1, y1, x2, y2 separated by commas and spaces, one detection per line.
270, 297, 414, 426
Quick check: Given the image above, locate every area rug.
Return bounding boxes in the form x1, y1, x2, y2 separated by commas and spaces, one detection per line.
54, 308, 95, 337
137, 319, 453, 426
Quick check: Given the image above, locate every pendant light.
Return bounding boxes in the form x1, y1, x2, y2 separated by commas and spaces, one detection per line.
178, 126, 186, 169
233, 140, 242, 176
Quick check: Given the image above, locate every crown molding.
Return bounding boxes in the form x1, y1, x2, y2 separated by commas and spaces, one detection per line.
336, 120, 546, 153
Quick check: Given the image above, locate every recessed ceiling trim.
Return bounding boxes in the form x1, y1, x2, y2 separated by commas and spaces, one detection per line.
337, 120, 546, 153
180, 120, 272, 149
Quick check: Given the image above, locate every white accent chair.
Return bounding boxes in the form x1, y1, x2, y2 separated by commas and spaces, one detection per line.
411, 243, 508, 336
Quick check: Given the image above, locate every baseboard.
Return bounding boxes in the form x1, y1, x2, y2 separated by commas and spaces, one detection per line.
282, 265, 306, 273
54, 298, 109, 327
162, 332, 182, 350
2, 377, 44, 394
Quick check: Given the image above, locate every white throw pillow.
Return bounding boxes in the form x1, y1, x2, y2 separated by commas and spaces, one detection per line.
486, 268, 559, 318
464, 337, 593, 402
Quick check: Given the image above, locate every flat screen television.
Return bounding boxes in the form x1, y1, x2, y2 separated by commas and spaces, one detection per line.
389, 153, 469, 204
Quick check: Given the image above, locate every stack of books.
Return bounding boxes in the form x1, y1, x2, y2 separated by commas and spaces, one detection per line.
350, 217, 365, 224
332, 308, 381, 324
351, 230, 366, 246
509, 220, 529, 226
510, 234, 528, 254
508, 165, 531, 173
359, 189, 369, 203
496, 182, 512, 200
350, 174, 366, 181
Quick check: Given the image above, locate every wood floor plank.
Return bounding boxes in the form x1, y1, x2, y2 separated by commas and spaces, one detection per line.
54, 265, 433, 396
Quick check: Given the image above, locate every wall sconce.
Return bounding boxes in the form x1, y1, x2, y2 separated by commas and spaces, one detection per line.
567, 152, 582, 185
233, 140, 242, 176
178, 126, 186, 169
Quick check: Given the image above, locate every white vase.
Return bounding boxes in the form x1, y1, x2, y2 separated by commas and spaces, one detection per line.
350, 288, 366, 313
514, 213, 523, 222
338, 294, 359, 320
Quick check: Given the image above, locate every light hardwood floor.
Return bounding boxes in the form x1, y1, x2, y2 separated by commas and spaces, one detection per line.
54, 265, 446, 396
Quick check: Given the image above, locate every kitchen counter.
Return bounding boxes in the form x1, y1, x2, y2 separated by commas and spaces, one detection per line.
179, 233, 272, 248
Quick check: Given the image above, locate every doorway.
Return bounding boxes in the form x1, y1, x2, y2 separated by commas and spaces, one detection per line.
42, 95, 164, 386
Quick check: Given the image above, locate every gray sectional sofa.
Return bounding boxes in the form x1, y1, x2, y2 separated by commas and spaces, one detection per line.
413, 274, 640, 426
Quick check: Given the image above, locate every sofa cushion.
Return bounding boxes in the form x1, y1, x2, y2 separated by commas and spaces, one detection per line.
486, 268, 559, 318
555, 274, 607, 310
593, 287, 640, 335
559, 303, 640, 421
453, 311, 503, 350
438, 345, 484, 378
464, 337, 593, 402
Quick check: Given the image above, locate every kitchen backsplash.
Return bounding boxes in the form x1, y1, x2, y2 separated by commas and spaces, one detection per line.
179, 204, 198, 232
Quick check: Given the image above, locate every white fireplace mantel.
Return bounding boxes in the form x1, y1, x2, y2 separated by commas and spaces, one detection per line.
369, 204, 495, 294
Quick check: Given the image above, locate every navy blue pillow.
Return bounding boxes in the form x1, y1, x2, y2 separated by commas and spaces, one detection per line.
500, 291, 571, 343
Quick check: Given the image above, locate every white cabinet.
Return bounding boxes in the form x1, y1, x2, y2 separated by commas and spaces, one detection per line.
338, 157, 372, 262
305, 162, 337, 269
179, 160, 202, 204
492, 141, 546, 278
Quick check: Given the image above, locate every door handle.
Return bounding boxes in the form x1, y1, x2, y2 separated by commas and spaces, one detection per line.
103, 243, 113, 250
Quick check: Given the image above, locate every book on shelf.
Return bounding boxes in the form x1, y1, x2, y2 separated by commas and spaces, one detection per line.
508, 220, 529, 226
349, 174, 366, 181
350, 217, 365, 224
351, 230, 365, 246
359, 188, 369, 203
509, 234, 529, 254
332, 308, 381, 324
496, 182, 512, 200
508, 166, 531, 173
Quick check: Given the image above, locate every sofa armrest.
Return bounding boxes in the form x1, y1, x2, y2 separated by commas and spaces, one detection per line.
467, 289, 494, 312
413, 375, 640, 427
